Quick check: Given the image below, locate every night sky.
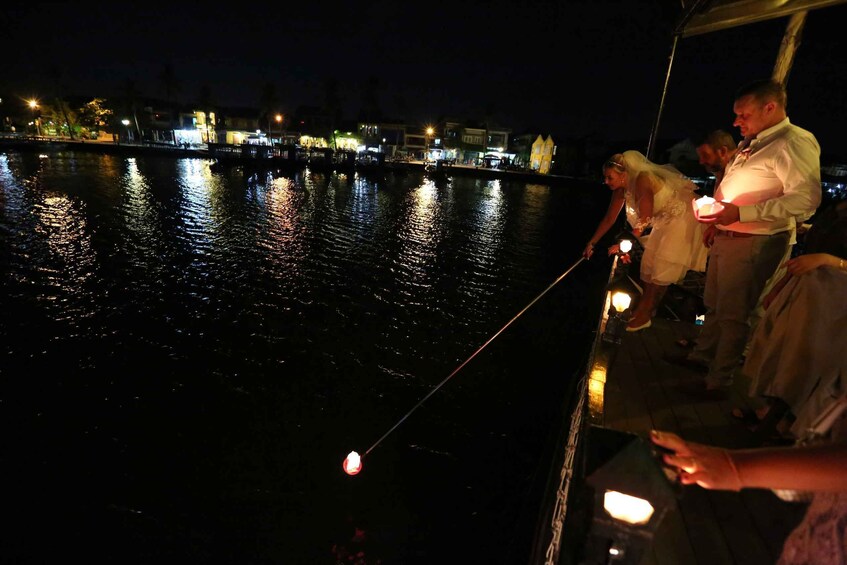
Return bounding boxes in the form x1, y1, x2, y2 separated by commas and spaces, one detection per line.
3, 1, 847, 159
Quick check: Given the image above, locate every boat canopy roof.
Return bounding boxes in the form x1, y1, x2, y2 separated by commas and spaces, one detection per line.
677, 0, 847, 36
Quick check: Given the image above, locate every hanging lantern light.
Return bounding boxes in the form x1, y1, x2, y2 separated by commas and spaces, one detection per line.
619, 239, 633, 254
343, 451, 362, 475
582, 426, 679, 565
611, 292, 632, 313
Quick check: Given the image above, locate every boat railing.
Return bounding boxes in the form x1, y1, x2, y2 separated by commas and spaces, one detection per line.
534, 255, 623, 565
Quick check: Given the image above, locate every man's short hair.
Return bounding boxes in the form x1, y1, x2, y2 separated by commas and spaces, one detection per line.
734, 79, 787, 108
693, 129, 736, 150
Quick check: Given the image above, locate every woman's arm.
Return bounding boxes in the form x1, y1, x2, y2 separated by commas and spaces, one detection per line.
652, 430, 847, 492
583, 191, 625, 258
786, 253, 847, 276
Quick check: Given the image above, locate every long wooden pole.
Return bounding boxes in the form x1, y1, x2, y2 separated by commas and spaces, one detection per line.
772, 11, 808, 86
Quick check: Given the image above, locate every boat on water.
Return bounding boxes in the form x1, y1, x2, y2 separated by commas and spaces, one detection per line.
423, 159, 451, 180
531, 2, 847, 564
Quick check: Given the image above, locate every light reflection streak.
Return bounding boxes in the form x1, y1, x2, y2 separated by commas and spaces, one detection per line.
34, 191, 96, 301
176, 159, 214, 252
467, 180, 505, 272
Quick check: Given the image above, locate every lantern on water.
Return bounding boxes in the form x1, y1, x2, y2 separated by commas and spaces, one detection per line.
343, 451, 362, 475
694, 196, 724, 216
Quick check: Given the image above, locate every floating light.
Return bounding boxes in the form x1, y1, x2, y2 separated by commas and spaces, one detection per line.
619, 239, 633, 253
343, 451, 362, 475
693, 195, 724, 216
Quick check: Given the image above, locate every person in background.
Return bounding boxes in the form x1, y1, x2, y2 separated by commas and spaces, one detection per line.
583, 150, 708, 331
694, 129, 738, 193
674, 130, 739, 352
682, 79, 821, 398
736, 197, 847, 440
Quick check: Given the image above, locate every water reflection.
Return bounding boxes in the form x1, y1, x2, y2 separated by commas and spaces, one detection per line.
0, 152, 609, 565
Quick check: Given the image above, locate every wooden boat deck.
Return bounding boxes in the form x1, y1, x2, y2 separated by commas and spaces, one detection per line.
558, 268, 811, 565
592, 315, 809, 565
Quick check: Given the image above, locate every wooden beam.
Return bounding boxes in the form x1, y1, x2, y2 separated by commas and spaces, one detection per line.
772, 11, 808, 86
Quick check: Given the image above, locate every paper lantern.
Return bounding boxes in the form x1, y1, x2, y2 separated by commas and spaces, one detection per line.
343, 451, 362, 475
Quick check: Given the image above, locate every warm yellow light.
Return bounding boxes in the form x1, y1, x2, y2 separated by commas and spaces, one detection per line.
611, 292, 631, 313
28, 99, 38, 109
619, 239, 633, 253
275, 114, 283, 123
426, 127, 434, 136
604, 490, 655, 525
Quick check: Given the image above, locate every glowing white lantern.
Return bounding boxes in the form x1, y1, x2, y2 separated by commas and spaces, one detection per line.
343, 451, 362, 475
604, 490, 655, 525
619, 239, 633, 253
611, 292, 632, 313
694, 196, 724, 216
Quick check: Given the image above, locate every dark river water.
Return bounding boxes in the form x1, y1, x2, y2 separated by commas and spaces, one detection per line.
0, 150, 612, 564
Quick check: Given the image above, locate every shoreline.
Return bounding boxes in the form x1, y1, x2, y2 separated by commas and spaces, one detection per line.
0, 136, 592, 187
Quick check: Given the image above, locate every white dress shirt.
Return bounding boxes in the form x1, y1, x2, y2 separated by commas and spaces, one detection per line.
716, 117, 821, 235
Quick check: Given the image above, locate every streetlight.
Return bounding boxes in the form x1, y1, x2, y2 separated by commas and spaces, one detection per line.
275, 114, 283, 145
28, 99, 41, 136
121, 119, 130, 144
425, 126, 434, 162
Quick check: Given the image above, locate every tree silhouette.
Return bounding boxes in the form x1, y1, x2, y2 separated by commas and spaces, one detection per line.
358, 75, 382, 123
159, 62, 181, 127
121, 78, 143, 141
48, 65, 76, 140
259, 82, 278, 140
323, 78, 342, 147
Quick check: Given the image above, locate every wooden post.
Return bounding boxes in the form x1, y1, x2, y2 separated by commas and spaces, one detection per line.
772, 11, 807, 86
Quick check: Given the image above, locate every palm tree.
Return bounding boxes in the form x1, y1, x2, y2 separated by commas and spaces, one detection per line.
258, 82, 278, 143
122, 78, 143, 141
49, 64, 76, 140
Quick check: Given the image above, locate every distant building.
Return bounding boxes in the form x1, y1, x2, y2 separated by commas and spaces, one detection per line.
530, 135, 555, 174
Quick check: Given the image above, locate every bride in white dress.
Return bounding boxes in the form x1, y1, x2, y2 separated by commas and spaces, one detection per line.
583, 150, 709, 331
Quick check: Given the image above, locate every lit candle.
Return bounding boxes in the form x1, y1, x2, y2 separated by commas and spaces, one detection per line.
694, 196, 724, 216
343, 451, 362, 475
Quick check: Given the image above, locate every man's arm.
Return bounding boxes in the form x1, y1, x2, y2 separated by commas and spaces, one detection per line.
738, 133, 822, 224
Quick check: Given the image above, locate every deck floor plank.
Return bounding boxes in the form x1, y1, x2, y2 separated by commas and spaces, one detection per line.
597, 315, 807, 565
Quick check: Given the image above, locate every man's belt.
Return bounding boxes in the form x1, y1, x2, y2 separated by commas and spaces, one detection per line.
716, 230, 755, 238
716, 230, 787, 238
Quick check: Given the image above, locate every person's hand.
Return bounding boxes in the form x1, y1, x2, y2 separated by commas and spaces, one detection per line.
696, 201, 740, 225
582, 243, 595, 260
703, 224, 717, 248
607, 243, 620, 256
786, 253, 839, 276
650, 430, 742, 491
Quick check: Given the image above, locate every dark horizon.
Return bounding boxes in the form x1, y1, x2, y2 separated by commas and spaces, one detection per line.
3, 1, 846, 159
